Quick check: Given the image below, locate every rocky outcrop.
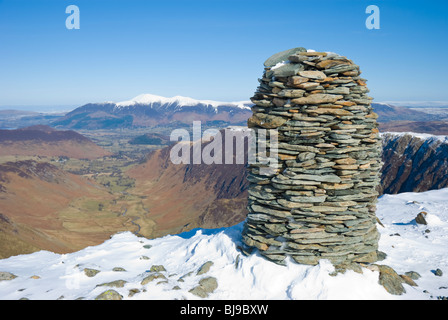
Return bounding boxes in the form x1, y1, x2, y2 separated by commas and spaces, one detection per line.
241, 47, 383, 266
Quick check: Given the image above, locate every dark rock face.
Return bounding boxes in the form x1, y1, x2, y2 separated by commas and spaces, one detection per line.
380, 133, 448, 194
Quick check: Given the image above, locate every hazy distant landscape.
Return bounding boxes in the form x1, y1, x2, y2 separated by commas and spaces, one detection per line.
3, 98, 448, 134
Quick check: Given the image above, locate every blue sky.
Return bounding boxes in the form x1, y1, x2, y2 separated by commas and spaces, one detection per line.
0, 0, 447, 111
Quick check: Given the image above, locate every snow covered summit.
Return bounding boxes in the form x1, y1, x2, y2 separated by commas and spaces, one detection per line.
116, 93, 252, 111
53, 94, 253, 129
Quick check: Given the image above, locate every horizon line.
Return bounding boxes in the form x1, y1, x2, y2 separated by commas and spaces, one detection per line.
3, 99, 448, 113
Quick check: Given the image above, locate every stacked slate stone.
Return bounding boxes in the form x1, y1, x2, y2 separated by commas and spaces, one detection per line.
242, 47, 383, 266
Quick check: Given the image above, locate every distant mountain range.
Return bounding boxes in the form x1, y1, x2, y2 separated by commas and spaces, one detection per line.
49, 94, 447, 133
2, 94, 447, 134
372, 103, 439, 122
0, 110, 64, 130
373, 103, 448, 135
378, 121, 448, 135
52, 94, 253, 129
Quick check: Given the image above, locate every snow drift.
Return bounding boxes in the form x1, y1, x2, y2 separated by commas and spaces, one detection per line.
1, 188, 448, 300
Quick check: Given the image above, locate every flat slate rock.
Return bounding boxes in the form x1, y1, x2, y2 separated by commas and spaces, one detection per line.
264, 47, 306, 67
272, 63, 304, 78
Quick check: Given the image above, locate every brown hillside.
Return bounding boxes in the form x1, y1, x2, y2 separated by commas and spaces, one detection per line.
0, 160, 135, 258
0, 125, 110, 159
127, 129, 448, 240
127, 130, 249, 237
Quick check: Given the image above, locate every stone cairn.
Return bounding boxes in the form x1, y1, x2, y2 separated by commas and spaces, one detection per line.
242, 47, 383, 267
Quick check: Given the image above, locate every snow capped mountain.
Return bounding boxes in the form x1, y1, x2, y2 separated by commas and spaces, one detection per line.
52, 97, 442, 131
115, 94, 252, 111
53, 94, 253, 129
1, 188, 448, 300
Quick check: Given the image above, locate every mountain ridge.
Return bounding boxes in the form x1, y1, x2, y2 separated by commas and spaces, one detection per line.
115, 93, 252, 110
52, 94, 253, 129
0, 125, 111, 159
51, 94, 447, 131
